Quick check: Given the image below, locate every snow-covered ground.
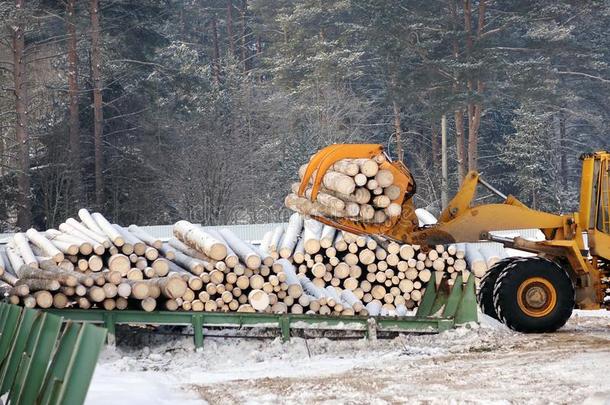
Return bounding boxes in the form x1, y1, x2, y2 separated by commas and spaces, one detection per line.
86, 310, 610, 404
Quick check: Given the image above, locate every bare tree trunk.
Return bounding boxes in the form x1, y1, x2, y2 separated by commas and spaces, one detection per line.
559, 110, 567, 188
430, 117, 439, 175
454, 110, 466, 181
463, 0, 478, 173
392, 100, 403, 162
226, 0, 235, 58
240, 0, 248, 72
441, 115, 448, 209
66, 0, 81, 200
211, 16, 220, 84
465, 0, 486, 173
13, 0, 31, 229
90, 0, 104, 207
467, 102, 479, 172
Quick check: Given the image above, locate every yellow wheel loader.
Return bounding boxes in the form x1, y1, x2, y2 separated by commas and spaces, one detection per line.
297, 144, 610, 332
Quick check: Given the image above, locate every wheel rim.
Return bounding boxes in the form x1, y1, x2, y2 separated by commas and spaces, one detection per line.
517, 277, 557, 318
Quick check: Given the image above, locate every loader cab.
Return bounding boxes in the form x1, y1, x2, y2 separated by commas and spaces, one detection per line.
579, 151, 610, 260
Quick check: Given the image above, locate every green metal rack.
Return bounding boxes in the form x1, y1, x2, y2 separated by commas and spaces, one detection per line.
0, 303, 107, 405
43, 272, 478, 349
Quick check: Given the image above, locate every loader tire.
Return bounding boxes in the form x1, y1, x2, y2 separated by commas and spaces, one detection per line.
477, 258, 516, 320
493, 257, 574, 333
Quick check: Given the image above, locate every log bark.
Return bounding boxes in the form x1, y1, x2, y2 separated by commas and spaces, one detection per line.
279, 212, 302, 258
91, 213, 124, 246
218, 228, 261, 269
90, 0, 104, 206
13, 233, 38, 268
127, 224, 163, 249
204, 229, 239, 267
59, 221, 107, 253
26, 229, 64, 262
174, 221, 227, 261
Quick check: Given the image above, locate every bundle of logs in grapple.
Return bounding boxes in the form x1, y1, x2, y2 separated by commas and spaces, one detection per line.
0, 209, 470, 316
284, 153, 402, 223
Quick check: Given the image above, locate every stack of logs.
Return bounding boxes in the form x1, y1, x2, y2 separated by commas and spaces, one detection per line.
259, 213, 469, 316
0, 210, 474, 317
284, 153, 403, 223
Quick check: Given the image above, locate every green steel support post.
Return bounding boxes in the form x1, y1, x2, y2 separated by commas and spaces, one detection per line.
442, 274, 464, 318
454, 274, 478, 325
0, 308, 37, 395
103, 312, 116, 347
415, 272, 437, 317
0, 305, 22, 365
192, 314, 204, 349
10, 312, 62, 405
429, 286, 450, 316
37, 322, 81, 405
49, 323, 107, 405
279, 315, 290, 342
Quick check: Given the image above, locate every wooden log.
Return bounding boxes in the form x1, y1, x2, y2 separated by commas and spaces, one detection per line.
127, 224, 163, 249
258, 229, 274, 260
26, 228, 64, 262
268, 225, 285, 258
321, 171, 356, 195
158, 243, 177, 260
43, 230, 86, 257
77, 208, 106, 235
218, 228, 261, 269
399, 245, 415, 260
365, 299, 382, 316
479, 245, 503, 268
88, 255, 103, 272
172, 251, 206, 275
113, 224, 147, 255
303, 218, 323, 254
159, 276, 188, 299
89, 213, 124, 246
125, 280, 149, 299
465, 244, 487, 277
385, 203, 402, 218
141, 297, 157, 312
354, 158, 379, 177
115, 297, 128, 310
340, 289, 364, 312
13, 233, 38, 268
279, 212, 303, 258
366, 179, 378, 190
375, 169, 394, 188
384, 184, 401, 200
453, 258, 467, 272
59, 221, 107, 253
332, 159, 359, 176
292, 183, 346, 211
86, 286, 105, 302
248, 289, 269, 311
204, 229, 240, 268
108, 254, 131, 276
354, 173, 367, 186
117, 282, 132, 298
100, 286, 117, 302
174, 220, 227, 261
273, 259, 303, 298
32, 290, 53, 308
